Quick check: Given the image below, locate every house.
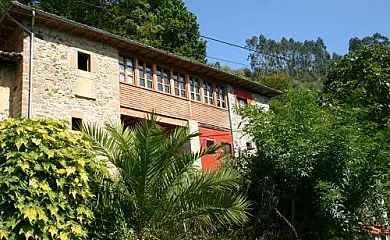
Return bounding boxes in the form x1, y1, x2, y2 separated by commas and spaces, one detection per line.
0, 2, 281, 170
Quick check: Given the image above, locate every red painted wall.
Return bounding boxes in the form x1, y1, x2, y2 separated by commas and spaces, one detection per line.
199, 127, 233, 170
233, 87, 253, 104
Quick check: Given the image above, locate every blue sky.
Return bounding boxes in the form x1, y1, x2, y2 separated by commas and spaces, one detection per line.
183, 0, 390, 69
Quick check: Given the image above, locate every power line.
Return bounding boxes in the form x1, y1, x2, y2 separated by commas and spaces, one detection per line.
76, 0, 268, 59
11, 1, 287, 64
206, 56, 250, 67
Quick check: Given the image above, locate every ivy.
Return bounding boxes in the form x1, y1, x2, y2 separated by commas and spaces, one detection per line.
0, 118, 109, 240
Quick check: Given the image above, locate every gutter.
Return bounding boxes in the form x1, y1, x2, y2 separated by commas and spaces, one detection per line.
9, 2, 282, 97
6, 9, 35, 119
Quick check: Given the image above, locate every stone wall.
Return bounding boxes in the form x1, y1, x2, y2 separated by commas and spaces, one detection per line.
21, 24, 121, 124
227, 85, 269, 155
0, 63, 15, 121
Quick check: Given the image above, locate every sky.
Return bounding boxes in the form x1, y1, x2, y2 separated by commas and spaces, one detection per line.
183, 0, 390, 69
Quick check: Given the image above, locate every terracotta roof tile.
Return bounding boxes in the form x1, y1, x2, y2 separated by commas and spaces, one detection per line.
0, 51, 22, 61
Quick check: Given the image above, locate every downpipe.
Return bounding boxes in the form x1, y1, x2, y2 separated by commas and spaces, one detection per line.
6, 9, 35, 119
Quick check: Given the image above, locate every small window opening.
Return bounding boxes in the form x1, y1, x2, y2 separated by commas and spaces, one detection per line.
206, 139, 214, 148
78, 52, 90, 72
222, 143, 232, 153
246, 142, 254, 150
72, 117, 83, 131
237, 97, 247, 107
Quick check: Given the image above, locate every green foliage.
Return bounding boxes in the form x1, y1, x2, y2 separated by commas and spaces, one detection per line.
324, 45, 390, 127
83, 116, 250, 239
234, 90, 390, 239
246, 35, 332, 88
15, 0, 206, 61
348, 33, 390, 53
0, 118, 109, 240
210, 62, 252, 79
258, 74, 292, 91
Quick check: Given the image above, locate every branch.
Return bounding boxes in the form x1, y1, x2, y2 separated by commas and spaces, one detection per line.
274, 208, 300, 240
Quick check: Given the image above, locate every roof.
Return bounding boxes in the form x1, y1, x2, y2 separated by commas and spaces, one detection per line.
0, 2, 282, 97
0, 50, 22, 61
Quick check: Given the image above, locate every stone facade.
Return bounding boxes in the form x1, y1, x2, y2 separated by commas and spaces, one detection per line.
188, 120, 201, 168
227, 85, 269, 155
20, 24, 121, 124
0, 63, 14, 121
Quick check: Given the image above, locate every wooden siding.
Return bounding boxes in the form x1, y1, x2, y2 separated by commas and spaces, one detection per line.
191, 101, 230, 129
120, 83, 230, 129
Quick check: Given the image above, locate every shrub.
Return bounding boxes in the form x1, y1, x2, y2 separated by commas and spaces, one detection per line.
0, 118, 108, 240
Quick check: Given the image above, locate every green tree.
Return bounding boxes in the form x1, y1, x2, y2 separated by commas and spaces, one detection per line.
82, 116, 249, 239
246, 35, 332, 89
233, 90, 390, 239
0, 0, 206, 61
348, 33, 390, 53
0, 118, 109, 240
323, 45, 390, 127
258, 74, 292, 91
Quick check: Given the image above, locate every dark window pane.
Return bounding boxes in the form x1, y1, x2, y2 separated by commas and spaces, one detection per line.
206, 139, 214, 148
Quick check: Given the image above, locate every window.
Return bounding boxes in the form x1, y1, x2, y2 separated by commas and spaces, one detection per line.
119, 57, 134, 84
71, 117, 82, 131
157, 67, 170, 93
246, 142, 254, 151
222, 143, 232, 153
189, 77, 201, 101
78, 52, 90, 72
203, 81, 214, 105
215, 85, 226, 108
237, 97, 247, 107
206, 139, 214, 148
138, 61, 152, 89
173, 72, 186, 97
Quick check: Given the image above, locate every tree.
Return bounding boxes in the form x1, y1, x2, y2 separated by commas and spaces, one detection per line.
258, 74, 292, 91
348, 33, 390, 53
246, 35, 332, 89
323, 45, 390, 127
0, 0, 206, 61
233, 90, 390, 239
82, 116, 249, 239
0, 118, 109, 240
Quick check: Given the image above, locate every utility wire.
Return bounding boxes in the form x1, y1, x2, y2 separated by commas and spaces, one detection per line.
10, 1, 287, 65
76, 0, 279, 59
206, 56, 251, 67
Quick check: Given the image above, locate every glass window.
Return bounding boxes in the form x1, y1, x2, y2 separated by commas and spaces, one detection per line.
146, 65, 153, 89
138, 61, 152, 89
119, 57, 134, 84
215, 85, 226, 108
173, 72, 186, 97
157, 66, 170, 93
189, 77, 201, 101
203, 81, 214, 105
138, 62, 145, 87
206, 139, 214, 148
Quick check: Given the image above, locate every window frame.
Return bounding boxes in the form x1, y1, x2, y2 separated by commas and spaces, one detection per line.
71, 117, 83, 131
138, 61, 153, 89
206, 139, 215, 148
215, 84, 227, 108
119, 57, 135, 84
77, 52, 90, 72
173, 71, 186, 98
156, 66, 171, 94
203, 81, 214, 105
189, 76, 201, 102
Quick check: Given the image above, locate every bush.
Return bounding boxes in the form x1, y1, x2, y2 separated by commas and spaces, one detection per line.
0, 118, 108, 240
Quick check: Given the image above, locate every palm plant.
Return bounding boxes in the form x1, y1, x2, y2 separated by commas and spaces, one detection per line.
83, 116, 249, 239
